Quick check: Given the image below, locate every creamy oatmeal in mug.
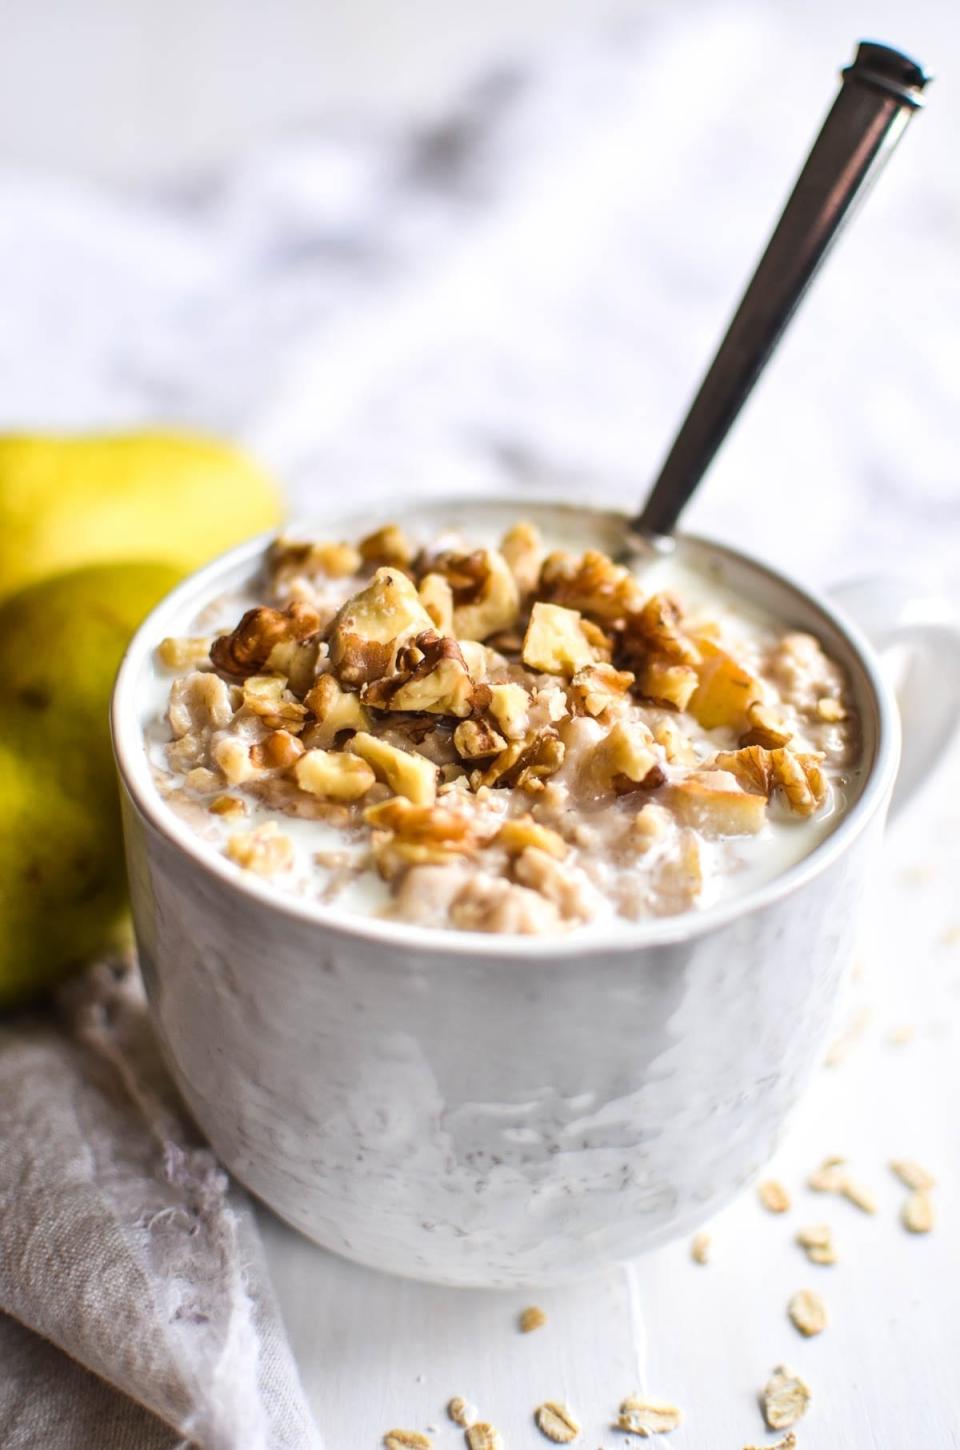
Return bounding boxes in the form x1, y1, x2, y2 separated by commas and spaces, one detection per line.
146, 518, 859, 934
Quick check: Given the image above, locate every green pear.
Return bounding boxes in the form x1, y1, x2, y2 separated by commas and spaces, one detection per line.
0, 431, 282, 600
0, 561, 181, 1007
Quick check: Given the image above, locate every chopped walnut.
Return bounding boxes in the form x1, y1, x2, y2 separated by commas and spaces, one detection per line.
328, 568, 434, 686
454, 717, 507, 760
569, 662, 635, 717
518, 1304, 547, 1333
770, 747, 827, 816
348, 730, 438, 805
302, 673, 371, 749
670, 773, 768, 836
418, 572, 455, 634
157, 635, 213, 670
487, 682, 530, 740
366, 796, 476, 868
622, 592, 701, 667
478, 731, 565, 793
271, 535, 362, 583
364, 631, 486, 718
431, 547, 520, 640
688, 638, 762, 730
495, 816, 568, 859
225, 821, 294, 876
212, 736, 263, 786
241, 675, 308, 729
633, 657, 699, 711
740, 699, 793, 748
500, 520, 545, 596
539, 547, 643, 622
713, 745, 827, 817
523, 602, 607, 676
250, 729, 305, 769
358, 523, 413, 568
211, 601, 321, 681
592, 721, 665, 793
294, 749, 376, 801
208, 793, 247, 818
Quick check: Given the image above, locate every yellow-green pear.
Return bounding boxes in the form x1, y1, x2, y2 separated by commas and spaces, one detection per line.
0, 431, 282, 600
0, 560, 181, 1007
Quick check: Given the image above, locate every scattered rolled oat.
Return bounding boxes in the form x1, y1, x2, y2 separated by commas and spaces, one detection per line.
761, 1365, 812, 1430
890, 1159, 936, 1192
807, 1156, 876, 1213
807, 1155, 847, 1193
616, 1396, 682, 1436
519, 1304, 548, 1333
743, 1435, 797, 1450
788, 1288, 828, 1337
535, 1401, 581, 1443
758, 1179, 791, 1214
690, 1231, 711, 1264
447, 1398, 478, 1429
383, 1432, 431, 1450
795, 1223, 837, 1266
901, 1190, 934, 1234
466, 1425, 504, 1450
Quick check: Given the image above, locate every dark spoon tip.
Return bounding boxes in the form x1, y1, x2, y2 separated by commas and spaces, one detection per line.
843, 41, 931, 106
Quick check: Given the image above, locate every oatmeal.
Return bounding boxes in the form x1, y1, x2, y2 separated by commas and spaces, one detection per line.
146, 519, 859, 935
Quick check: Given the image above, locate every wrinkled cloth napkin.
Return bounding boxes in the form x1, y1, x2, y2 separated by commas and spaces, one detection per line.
0, 960, 321, 1450
0, 1, 956, 1444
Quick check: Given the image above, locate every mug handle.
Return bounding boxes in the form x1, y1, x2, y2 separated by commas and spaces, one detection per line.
829, 577, 960, 817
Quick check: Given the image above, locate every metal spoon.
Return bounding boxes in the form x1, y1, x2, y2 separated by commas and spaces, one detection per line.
630, 40, 930, 551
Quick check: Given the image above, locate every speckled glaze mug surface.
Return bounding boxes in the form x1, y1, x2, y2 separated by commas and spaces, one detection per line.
111, 499, 950, 1288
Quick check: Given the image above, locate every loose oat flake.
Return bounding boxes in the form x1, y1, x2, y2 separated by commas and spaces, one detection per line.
743, 1435, 797, 1450
519, 1304, 548, 1333
890, 1158, 936, 1192
840, 1176, 877, 1215
466, 1424, 504, 1450
616, 1396, 683, 1436
795, 1223, 837, 1266
448, 1397, 478, 1428
758, 1179, 791, 1214
691, 1231, 711, 1264
535, 1401, 581, 1443
788, 1288, 828, 1337
761, 1365, 812, 1430
806, 1155, 847, 1193
383, 1432, 431, 1450
902, 1190, 934, 1234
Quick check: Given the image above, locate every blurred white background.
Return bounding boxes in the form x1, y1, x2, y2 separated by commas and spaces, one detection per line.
0, 0, 954, 179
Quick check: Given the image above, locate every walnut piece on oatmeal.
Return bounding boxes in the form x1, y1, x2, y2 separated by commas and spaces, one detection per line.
155, 518, 858, 934
329, 567, 434, 685
294, 749, 376, 802
348, 731, 438, 805
523, 602, 607, 676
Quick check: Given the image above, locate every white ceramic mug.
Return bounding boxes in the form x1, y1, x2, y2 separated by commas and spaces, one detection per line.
111, 498, 960, 1287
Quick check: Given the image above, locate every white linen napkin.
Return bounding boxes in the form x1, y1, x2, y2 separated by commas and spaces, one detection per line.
0, 960, 321, 1450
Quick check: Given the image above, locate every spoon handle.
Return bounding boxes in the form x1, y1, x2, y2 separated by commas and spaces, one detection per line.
632, 41, 929, 542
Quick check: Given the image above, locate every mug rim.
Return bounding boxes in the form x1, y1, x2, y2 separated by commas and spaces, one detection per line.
111, 501, 900, 959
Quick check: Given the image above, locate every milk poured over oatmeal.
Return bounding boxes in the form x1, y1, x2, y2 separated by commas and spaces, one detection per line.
144, 517, 859, 934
